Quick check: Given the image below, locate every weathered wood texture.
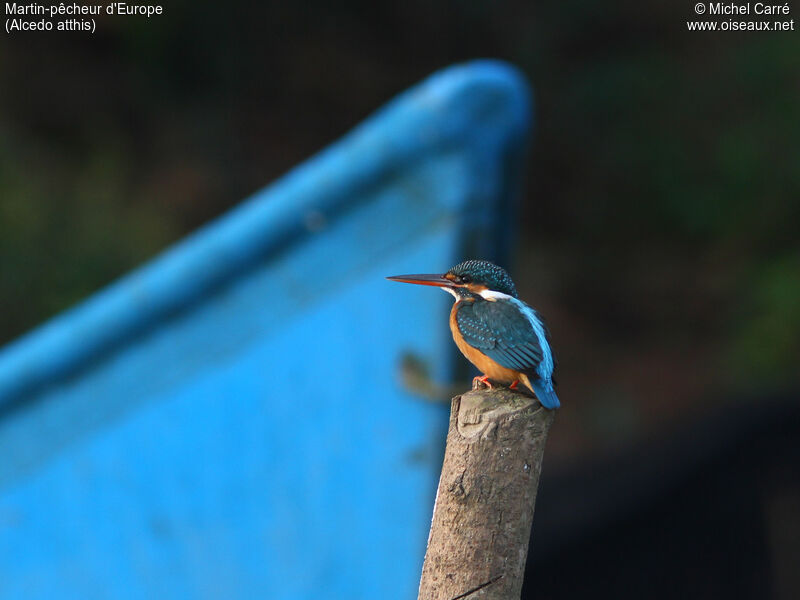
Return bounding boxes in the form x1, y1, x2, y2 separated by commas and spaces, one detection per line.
418, 387, 555, 600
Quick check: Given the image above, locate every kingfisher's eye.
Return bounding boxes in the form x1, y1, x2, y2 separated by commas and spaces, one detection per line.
458, 274, 471, 284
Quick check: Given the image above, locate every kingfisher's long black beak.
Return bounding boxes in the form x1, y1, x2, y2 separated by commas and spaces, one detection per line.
386, 273, 456, 287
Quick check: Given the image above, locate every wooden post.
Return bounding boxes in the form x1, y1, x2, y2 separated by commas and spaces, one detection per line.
418, 387, 555, 600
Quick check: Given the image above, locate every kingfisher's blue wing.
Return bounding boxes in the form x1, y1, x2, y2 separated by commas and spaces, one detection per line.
455, 299, 545, 376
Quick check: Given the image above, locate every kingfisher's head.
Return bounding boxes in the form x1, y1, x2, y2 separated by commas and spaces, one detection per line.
386, 259, 518, 300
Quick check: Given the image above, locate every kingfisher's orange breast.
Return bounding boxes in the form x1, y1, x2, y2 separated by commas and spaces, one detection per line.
449, 300, 520, 384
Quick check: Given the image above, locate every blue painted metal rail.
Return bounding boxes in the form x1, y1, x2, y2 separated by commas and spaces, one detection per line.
0, 60, 531, 600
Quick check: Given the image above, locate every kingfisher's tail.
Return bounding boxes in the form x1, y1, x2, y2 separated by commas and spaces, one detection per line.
522, 375, 560, 409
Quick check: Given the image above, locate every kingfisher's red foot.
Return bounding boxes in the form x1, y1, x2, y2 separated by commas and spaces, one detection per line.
509, 380, 519, 390
472, 375, 493, 390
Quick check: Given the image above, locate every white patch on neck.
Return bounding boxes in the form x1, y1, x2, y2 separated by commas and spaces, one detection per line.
441, 286, 460, 301
479, 289, 514, 301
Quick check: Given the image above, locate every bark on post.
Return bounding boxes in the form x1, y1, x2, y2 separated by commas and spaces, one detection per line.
418, 387, 555, 600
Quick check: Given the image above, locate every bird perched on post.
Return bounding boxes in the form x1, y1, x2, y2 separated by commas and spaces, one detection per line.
387, 260, 559, 409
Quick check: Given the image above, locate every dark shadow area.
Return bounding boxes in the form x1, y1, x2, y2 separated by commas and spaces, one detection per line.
526, 392, 800, 600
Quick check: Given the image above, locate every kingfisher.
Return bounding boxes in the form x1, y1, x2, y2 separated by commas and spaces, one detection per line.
387, 259, 559, 409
